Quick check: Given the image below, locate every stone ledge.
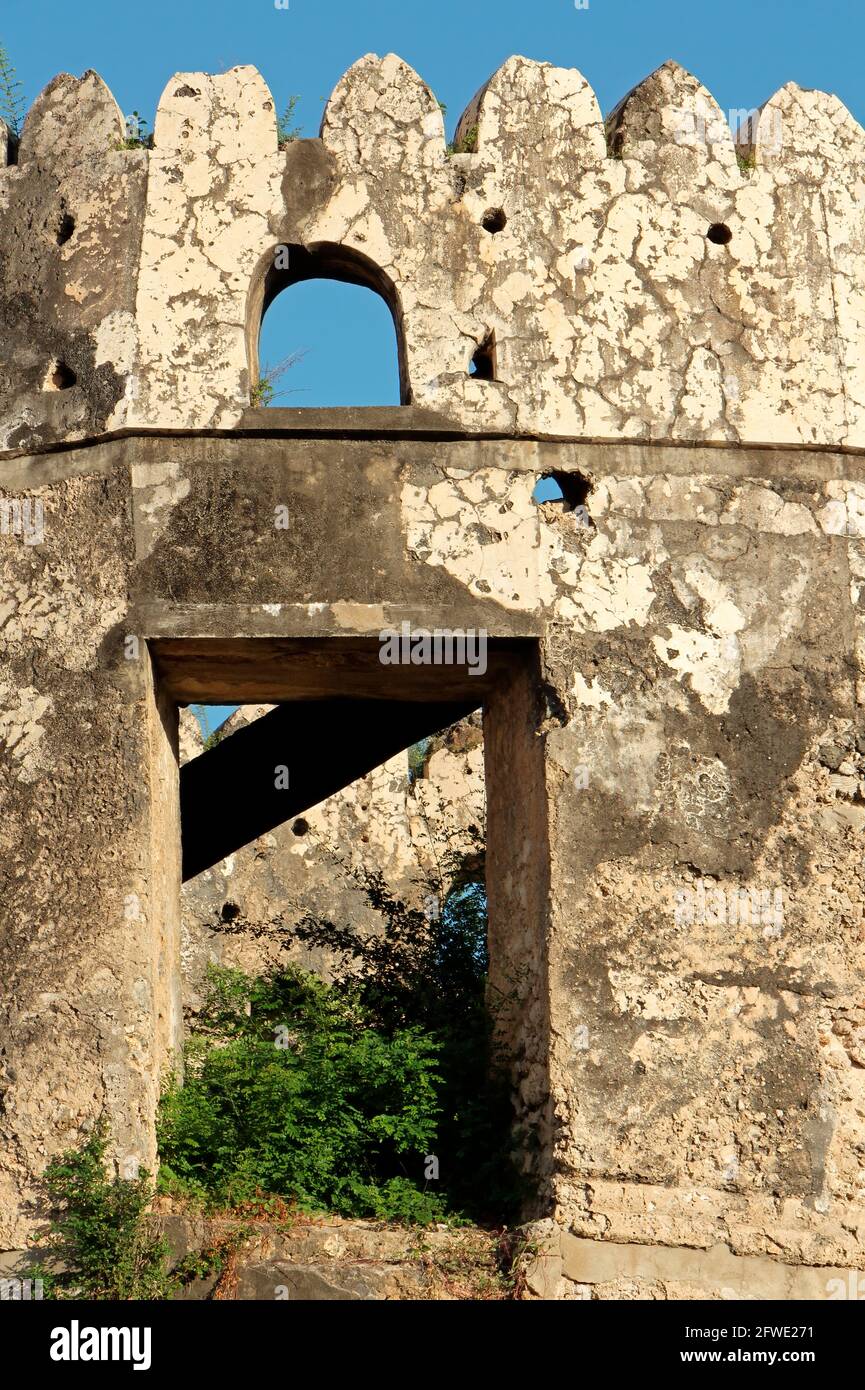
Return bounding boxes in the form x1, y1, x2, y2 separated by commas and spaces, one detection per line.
526, 1226, 865, 1301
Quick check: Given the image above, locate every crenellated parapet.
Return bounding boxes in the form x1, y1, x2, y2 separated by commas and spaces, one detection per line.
1, 53, 864, 448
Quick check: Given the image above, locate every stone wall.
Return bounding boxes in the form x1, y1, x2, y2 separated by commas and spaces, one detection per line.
0, 448, 180, 1249
1, 51, 864, 1298
0, 72, 146, 450
3, 56, 865, 448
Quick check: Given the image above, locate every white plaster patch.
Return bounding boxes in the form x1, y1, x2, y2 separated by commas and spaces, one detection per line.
0, 685, 54, 783
131, 462, 191, 555
401, 472, 543, 610
818, 482, 865, 537
653, 625, 740, 715
572, 673, 614, 709
94, 309, 138, 374
570, 558, 656, 633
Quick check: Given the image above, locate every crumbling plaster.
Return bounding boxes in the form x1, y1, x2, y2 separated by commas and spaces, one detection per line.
1, 48, 865, 1297
2, 54, 865, 446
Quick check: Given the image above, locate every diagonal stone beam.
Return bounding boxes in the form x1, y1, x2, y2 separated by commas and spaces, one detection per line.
180, 698, 478, 880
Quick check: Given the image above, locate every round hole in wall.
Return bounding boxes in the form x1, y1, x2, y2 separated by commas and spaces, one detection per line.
707, 223, 732, 246
291, 818, 310, 837
481, 207, 507, 234
53, 362, 76, 389
44, 360, 77, 391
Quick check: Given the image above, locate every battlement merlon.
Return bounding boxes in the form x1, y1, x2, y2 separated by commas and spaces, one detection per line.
1, 54, 864, 448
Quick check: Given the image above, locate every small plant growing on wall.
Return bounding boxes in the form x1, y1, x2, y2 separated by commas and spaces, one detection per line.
117, 111, 152, 150
447, 123, 478, 157
0, 42, 26, 139
277, 94, 302, 146
250, 349, 308, 407
202, 726, 227, 752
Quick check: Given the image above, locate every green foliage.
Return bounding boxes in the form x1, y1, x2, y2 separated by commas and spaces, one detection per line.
407, 737, 431, 783
194, 705, 231, 751
158, 965, 447, 1223
167, 853, 527, 1225
289, 869, 526, 1223
250, 349, 307, 407
447, 123, 479, 157
250, 378, 275, 407
117, 111, 151, 151
277, 95, 302, 145
736, 149, 756, 174
33, 1119, 172, 1300
171, 1224, 252, 1291
0, 41, 25, 138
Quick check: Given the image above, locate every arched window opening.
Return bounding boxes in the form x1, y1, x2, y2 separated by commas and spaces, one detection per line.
249, 243, 408, 408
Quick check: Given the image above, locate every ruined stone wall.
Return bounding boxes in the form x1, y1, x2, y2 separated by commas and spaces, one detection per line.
2, 56, 865, 448
0, 450, 181, 1251
538, 463, 865, 1296
122, 57, 865, 444
1, 51, 865, 1299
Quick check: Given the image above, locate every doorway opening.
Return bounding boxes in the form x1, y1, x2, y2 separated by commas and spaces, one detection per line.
151, 636, 552, 1225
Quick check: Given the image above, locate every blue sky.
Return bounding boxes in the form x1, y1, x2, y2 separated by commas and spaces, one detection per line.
5, 0, 860, 729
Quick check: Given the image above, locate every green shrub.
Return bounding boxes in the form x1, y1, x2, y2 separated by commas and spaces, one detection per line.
158, 966, 447, 1223
291, 869, 526, 1222
162, 857, 527, 1225
33, 1119, 172, 1300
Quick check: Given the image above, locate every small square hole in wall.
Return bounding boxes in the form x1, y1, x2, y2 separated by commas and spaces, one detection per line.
532, 470, 592, 514
469, 331, 497, 381
56, 213, 75, 246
